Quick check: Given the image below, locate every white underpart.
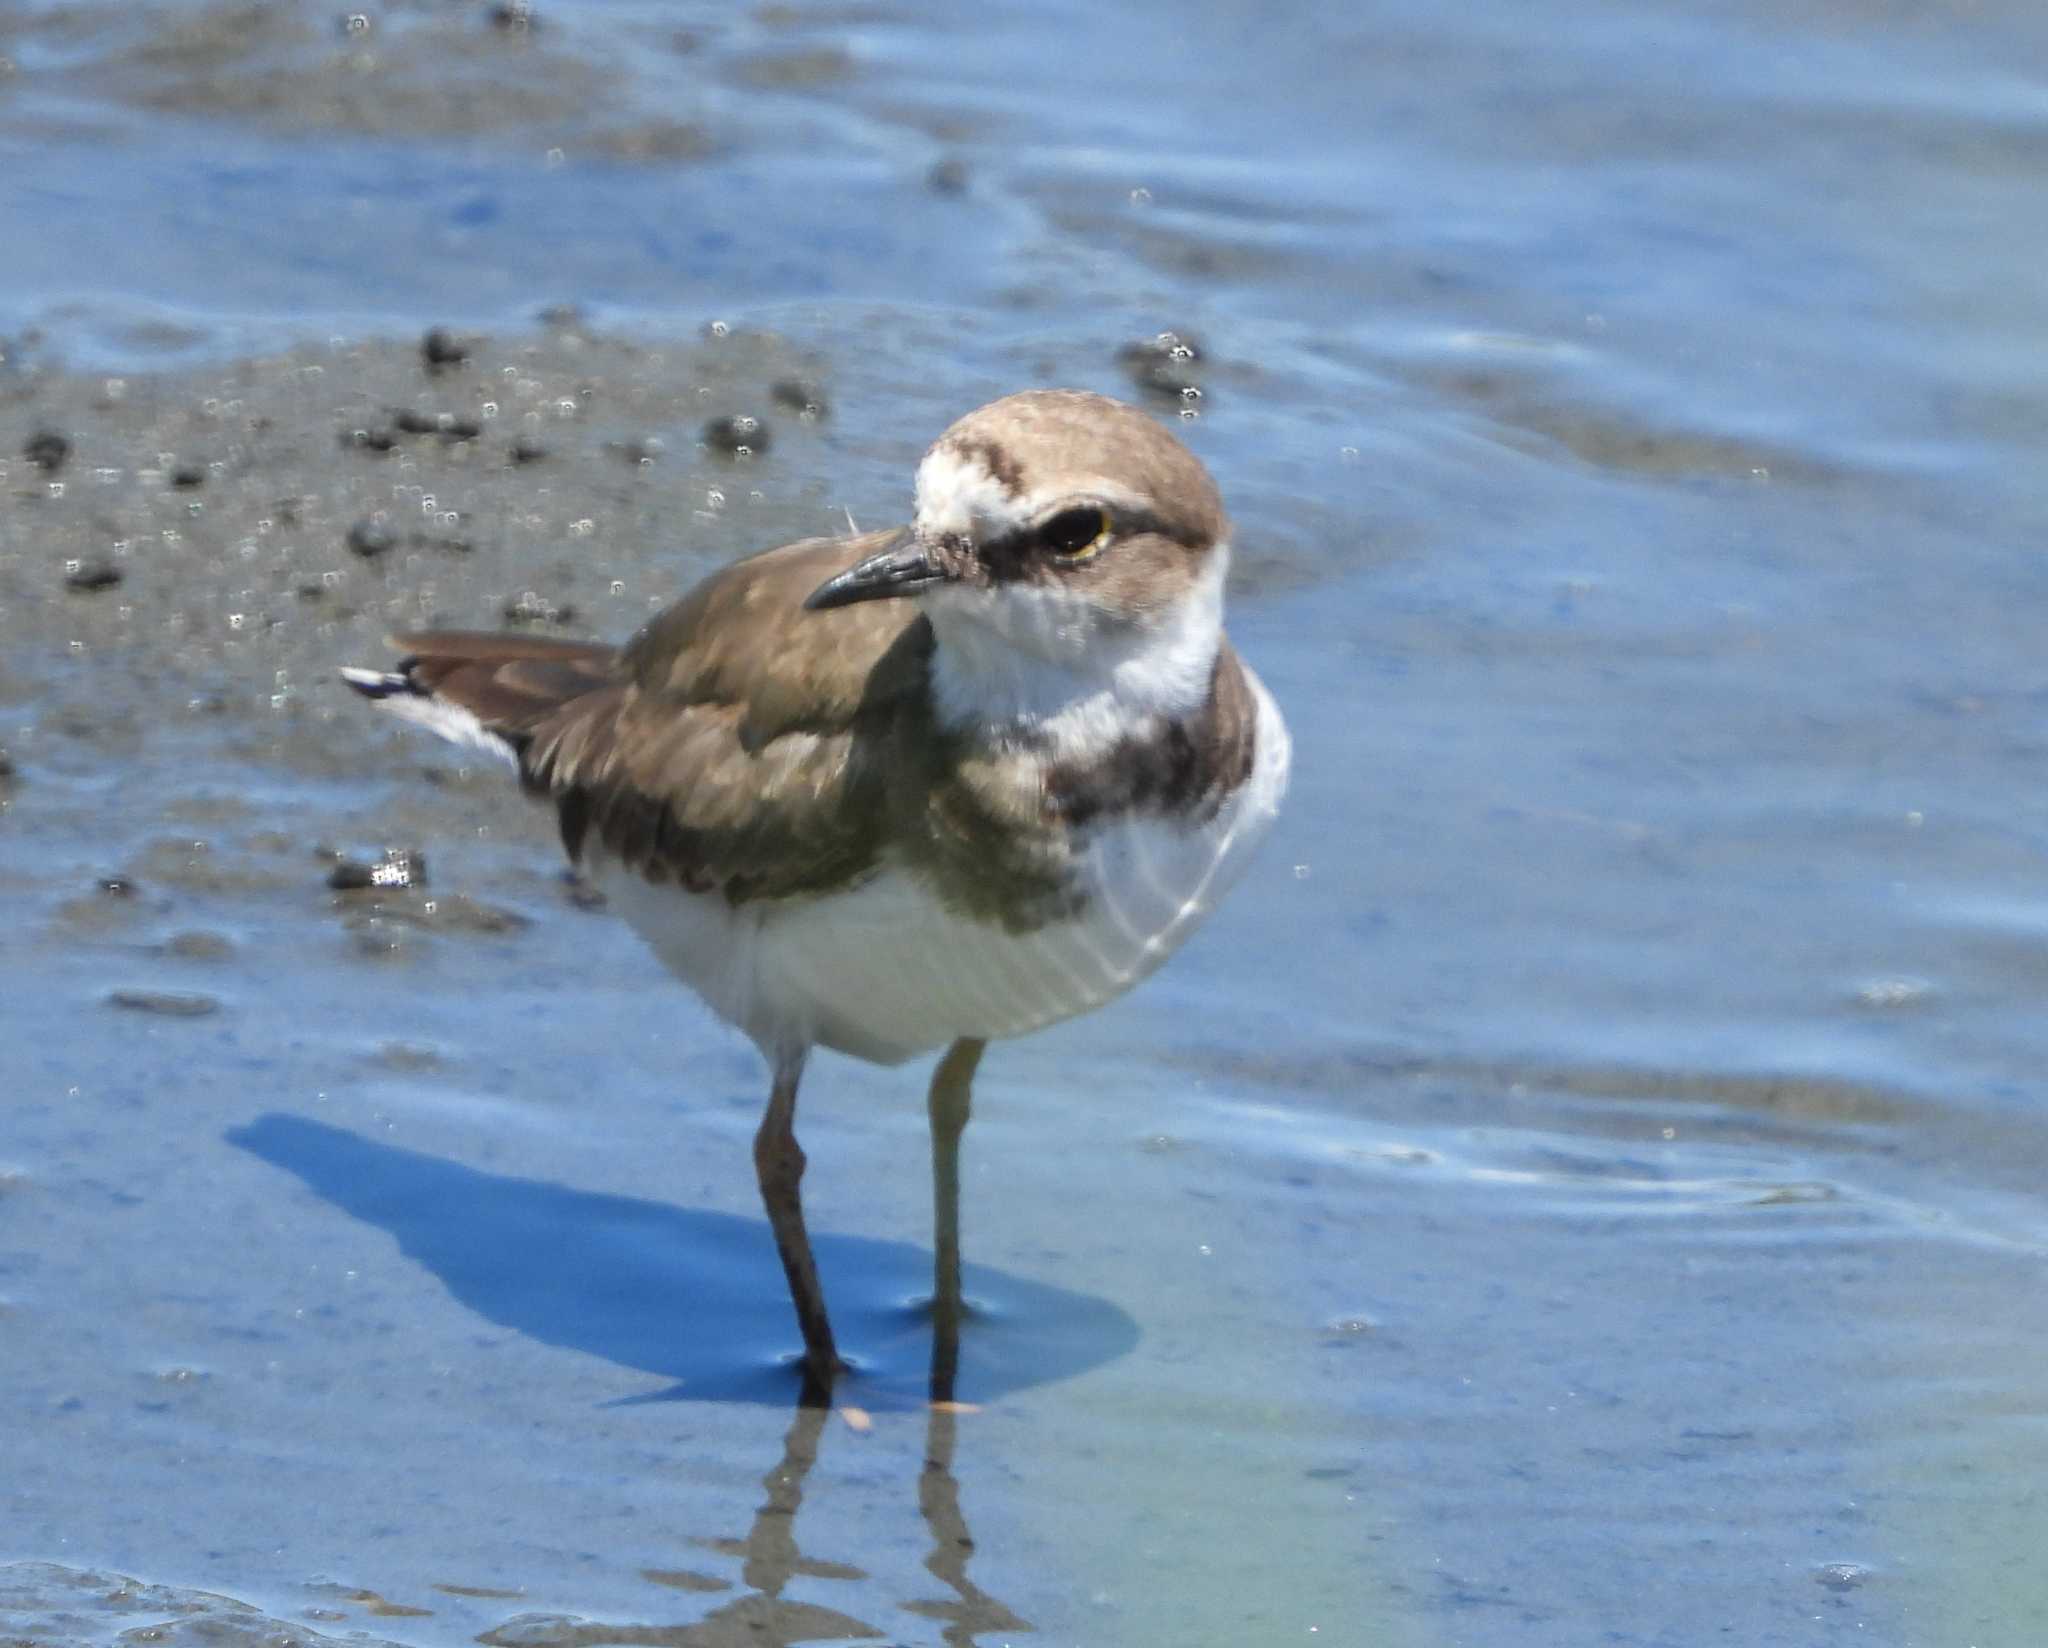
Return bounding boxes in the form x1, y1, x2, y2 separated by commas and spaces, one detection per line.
588, 666, 1287, 1065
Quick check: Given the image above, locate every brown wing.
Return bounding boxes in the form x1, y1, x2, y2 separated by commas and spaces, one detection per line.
390, 528, 931, 901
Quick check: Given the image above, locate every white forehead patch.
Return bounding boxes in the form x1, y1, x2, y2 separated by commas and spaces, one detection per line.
913, 444, 1026, 540
915, 442, 1157, 544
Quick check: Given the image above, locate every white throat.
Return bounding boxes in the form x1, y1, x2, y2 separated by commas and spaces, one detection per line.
923, 546, 1229, 753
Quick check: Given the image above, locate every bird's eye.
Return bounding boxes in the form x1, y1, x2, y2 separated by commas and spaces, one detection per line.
1038, 506, 1111, 560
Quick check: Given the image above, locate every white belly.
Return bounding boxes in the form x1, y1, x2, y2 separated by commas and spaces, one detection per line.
591, 673, 1290, 1065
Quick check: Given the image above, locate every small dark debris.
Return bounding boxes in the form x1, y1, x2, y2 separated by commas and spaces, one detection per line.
488, 1, 538, 32
609, 435, 665, 465
343, 425, 398, 454
1118, 329, 1208, 401
417, 532, 474, 556
329, 848, 428, 892
392, 408, 482, 440
769, 378, 829, 419
538, 302, 584, 329
927, 156, 970, 195
24, 430, 69, 472
504, 591, 577, 627
97, 876, 136, 897
701, 414, 771, 456
373, 848, 428, 889
421, 326, 470, 371
164, 930, 234, 962
346, 517, 397, 558
296, 582, 327, 602
65, 561, 123, 592
0, 749, 15, 783
508, 437, 548, 465
170, 465, 206, 489
108, 989, 220, 1018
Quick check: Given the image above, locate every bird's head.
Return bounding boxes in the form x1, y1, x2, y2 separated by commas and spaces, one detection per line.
804, 390, 1230, 669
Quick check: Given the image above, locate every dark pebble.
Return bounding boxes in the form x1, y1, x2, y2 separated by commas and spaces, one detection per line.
108, 989, 220, 1018
24, 430, 69, 472
343, 426, 398, 453
508, 438, 548, 465
1118, 330, 1208, 400
370, 848, 428, 889
65, 562, 123, 592
97, 876, 137, 896
421, 326, 469, 371
170, 465, 206, 489
488, 1, 538, 32
769, 378, 829, 419
701, 414, 771, 456
927, 156, 970, 195
392, 408, 480, 439
346, 517, 396, 558
329, 847, 428, 891
163, 930, 234, 961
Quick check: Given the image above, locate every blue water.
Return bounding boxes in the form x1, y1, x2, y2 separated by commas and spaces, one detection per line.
6, 0, 2048, 1643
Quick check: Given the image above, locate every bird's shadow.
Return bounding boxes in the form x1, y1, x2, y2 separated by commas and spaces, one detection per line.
227, 1113, 1136, 1410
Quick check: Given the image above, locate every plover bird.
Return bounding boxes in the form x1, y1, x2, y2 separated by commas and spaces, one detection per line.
344, 389, 1290, 1396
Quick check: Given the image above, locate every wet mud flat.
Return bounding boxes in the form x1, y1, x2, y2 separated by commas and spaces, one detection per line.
0, 321, 859, 1045
0, 318, 839, 728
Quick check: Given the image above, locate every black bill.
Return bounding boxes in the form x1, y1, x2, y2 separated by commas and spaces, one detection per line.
803, 530, 947, 611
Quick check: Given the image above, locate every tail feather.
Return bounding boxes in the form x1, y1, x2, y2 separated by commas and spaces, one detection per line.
342, 631, 618, 771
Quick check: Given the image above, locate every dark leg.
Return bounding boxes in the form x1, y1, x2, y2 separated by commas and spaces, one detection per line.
927, 1036, 985, 1402
754, 1048, 841, 1390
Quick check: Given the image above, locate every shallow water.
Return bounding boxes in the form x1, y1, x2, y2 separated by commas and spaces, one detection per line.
6, 0, 2048, 1643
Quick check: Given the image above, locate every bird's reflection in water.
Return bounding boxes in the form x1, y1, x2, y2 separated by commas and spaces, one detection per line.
906, 1404, 1032, 1643
479, 1400, 1028, 1648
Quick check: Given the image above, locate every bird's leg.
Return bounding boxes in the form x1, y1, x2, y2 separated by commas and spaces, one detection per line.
754, 1048, 841, 1392
927, 1036, 986, 1402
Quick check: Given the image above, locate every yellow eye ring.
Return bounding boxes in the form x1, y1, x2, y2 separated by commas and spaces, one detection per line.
1039, 505, 1112, 561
